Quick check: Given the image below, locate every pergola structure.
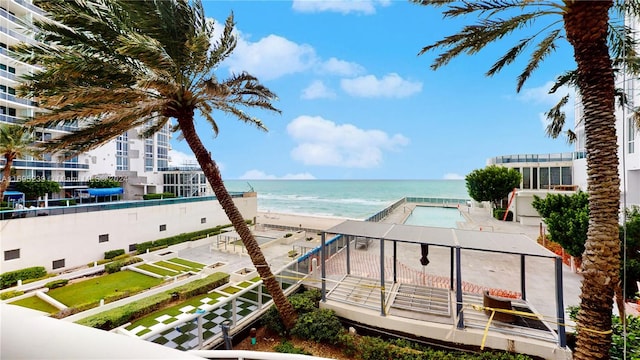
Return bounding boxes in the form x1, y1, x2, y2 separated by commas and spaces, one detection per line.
319, 220, 567, 349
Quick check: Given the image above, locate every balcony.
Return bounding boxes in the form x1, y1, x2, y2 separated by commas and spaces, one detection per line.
12, 0, 47, 17
0, 114, 26, 125
0, 159, 89, 170
0, 92, 38, 107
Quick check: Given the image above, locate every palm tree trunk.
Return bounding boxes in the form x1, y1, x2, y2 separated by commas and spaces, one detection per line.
0, 156, 15, 201
177, 115, 298, 330
564, 2, 620, 359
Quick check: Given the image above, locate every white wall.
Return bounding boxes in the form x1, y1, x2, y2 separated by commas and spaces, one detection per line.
0, 195, 257, 273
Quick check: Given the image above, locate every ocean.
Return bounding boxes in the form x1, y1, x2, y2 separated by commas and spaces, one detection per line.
223, 179, 469, 220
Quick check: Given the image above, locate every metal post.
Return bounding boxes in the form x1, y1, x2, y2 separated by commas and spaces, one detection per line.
221, 320, 232, 350
321, 232, 326, 302
232, 299, 237, 326
197, 315, 203, 348
449, 247, 454, 290
380, 238, 385, 316
555, 257, 567, 348
520, 255, 526, 301
455, 246, 464, 329
346, 235, 351, 275
258, 285, 263, 308
393, 241, 397, 283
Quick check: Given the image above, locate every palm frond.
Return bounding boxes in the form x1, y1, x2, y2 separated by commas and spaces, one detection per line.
544, 93, 570, 139
516, 27, 562, 91
549, 70, 577, 93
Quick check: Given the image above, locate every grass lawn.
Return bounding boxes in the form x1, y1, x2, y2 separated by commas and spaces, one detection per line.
236, 281, 252, 288
9, 296, 59, 314
47, 270, 163, 307
220, 286, 241, 295
136, 263, 179, 277
168, 258, 205, 270
126, 292, 224, 331
154, 260, 191, 272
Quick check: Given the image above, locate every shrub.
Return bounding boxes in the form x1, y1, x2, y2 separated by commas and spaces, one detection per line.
284, 233, 293, 238
0, 290, 24, 300
142, 192, 176, 200
135, 225, 232, 254
104, 249, 125, 260
104, 257, 143, 274
273, 340, 311, 355
45, 279, 69, 289
262, 288, 321, 336
493, 208, 513, 221
291, 309, 344, 344
0, 266, 47, 289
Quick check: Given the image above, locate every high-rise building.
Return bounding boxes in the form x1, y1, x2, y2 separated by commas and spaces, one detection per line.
572, 13, 640, 208
1, 0, 210, 201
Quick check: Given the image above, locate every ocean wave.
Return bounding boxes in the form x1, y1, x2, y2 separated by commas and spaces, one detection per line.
258, 193, 390, 206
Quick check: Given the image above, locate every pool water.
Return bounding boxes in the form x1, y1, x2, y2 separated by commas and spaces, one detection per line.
403, 206, 463, 228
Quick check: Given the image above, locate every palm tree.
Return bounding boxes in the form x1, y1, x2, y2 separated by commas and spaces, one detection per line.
13, 0, 297, 329
413, 1, 634, 358
0, 124, 37, 201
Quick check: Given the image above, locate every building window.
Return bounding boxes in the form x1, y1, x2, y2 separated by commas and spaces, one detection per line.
159, 224, 166, 231
145, 138, 154, 171
129, 244, 137, 252
561, 166, 572, 185
99, 234, 109, 243
52, 259, 65, 270
201, 217, 206, 224
522, 167, 530, 189
4, 249, 20, 261
116, 133, 129, 171
629, 117, 636, 154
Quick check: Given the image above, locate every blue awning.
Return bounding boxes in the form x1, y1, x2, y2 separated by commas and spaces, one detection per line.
3, 191, 25, 199
86, 188, 124, 196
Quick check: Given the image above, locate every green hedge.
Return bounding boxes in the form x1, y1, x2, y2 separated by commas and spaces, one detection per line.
142, 193, 177, 200
75, 272, 229, 330
0, 290, 24, 300
493, 208, 514, 221
135, 224, 233, 254
0, 266, 47, 289
105, 257, 143, 274
104, 249, 125, 260
45, 279, 69, 289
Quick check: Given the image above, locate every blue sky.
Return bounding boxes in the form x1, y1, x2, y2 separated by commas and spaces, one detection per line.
168, 0, 577, 180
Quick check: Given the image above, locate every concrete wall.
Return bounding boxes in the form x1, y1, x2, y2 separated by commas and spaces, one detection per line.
0, 195, 257, 273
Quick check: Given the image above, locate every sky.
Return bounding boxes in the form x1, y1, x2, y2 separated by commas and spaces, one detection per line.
168, 0, 578, 180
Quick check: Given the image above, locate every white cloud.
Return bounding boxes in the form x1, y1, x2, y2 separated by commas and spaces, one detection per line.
301, 80, 336, 99
292, 0, 391, 15
169, 149, 197, 166
518, 81, 572, 105
287, 115, 409, 168
341, 73, 422, 98
226, 34, 317, 81
239, 170, 315, 180
319, 57, 365, 76
514, 81, 575, 132
443, 173, 464, 180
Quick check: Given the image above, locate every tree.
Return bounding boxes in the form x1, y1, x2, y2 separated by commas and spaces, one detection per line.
13, 0, 297, 328
465, 165, 521, 208
532, 191, 588, 257
14, 179, 61, 201
0, 124, 39, 201
621, 207, 640, 299
414, 1, 631, 357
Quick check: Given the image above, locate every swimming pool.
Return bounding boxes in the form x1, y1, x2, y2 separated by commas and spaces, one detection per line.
403, 206, 463, 228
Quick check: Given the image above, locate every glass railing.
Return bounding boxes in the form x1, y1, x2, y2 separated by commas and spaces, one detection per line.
0, 193, 245, 220
489, 152, 580, 164
0, 91, 37, 106
12, 0, 47, 16
8, 160, 90, 169
0, 114, 25, 125
158, 166, 203, 172
0, 69, 17, 81
0, 25, 37, 45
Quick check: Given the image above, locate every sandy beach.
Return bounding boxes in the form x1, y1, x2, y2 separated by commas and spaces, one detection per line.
256, 211, 348, 231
